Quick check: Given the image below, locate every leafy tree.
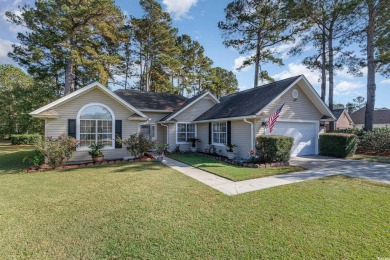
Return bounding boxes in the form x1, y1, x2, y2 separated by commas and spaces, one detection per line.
205, 67, 239, 98
0, 65, 56, 138
6, 0, 126, 95
218, 0, 299, 87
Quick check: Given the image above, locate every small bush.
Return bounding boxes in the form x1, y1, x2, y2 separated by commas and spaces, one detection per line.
319, 133, 357, 158
23, 148, 45, 168
124, 133, 155, 158
255, 135, 294, 163
11, 134, 42, 145
39, 135, 78, 168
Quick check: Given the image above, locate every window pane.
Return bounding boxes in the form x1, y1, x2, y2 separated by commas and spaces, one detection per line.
220, 133, 227, 144
213, 123, 219, 132
178, 123, 186, 133
187, 124, 195, 133
213, 133, 219, 143
80, 105, 112, 119
187, 133, 195, 140
221, 123, 227, 132
178, 133, 186, 142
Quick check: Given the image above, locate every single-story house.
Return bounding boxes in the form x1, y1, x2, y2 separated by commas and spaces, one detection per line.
325, 109, 354, 130
30, 75, 336, 162
351, 107, 390, 129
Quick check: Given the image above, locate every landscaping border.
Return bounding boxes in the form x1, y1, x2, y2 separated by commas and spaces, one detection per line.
168, 152, 290, 168
25, 153, 158, 173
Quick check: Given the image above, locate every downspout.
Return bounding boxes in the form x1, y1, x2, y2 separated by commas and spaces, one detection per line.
243, 118, 254, 151
161, 123, 169, 146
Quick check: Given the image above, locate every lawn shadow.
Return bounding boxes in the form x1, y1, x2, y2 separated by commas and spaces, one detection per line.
59, 162, 165, 173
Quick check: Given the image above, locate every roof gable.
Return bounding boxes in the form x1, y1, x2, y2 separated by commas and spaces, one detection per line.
30, 82, 147, 118
159, 91, 219, 122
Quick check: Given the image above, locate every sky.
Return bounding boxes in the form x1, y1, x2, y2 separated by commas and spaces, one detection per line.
0, 0, 389, 108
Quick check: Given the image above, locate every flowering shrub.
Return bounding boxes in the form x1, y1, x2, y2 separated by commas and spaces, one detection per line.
124, 133, 155, 158
39, 135, 78, 167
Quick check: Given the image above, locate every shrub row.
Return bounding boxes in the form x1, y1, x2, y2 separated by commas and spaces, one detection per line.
11, 134, 42, 145
319, 133, 357, 158
255, 135, 293, 163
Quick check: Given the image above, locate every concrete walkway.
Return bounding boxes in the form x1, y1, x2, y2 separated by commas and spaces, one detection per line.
162, 156, 390, 196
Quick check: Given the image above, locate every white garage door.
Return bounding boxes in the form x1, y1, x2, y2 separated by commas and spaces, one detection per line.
268, 121, 318, 157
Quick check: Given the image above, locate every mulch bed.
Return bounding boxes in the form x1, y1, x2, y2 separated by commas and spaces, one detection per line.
357, 149, 390, 157
25, 153, 158, 173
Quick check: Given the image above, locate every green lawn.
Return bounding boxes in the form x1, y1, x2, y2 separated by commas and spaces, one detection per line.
0, 143, 34, 173
168, 153, 305, 181
0, 146, 389, 258
352, 153, 390, 164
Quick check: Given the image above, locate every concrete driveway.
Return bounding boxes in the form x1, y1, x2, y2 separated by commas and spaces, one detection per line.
290, 156, 390, 185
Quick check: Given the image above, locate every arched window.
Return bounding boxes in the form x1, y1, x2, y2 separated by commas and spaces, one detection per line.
77, 103, 115, 149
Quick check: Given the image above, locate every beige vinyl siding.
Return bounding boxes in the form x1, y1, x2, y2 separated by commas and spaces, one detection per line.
42, 88, 140, 162
143, 112, 169, 123
255, 84, 323, 137
231, 120, 252, 159
174, 97, 216, 122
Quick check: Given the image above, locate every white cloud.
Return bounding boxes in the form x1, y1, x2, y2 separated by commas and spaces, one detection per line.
334, 81, 362, 95
162, 0, 198, 20
233, 55, 252, 72
272, 62, 321, 85
0, 39, 16, 64
380, 79, 390, 85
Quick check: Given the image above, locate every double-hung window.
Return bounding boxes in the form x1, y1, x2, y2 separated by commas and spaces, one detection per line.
176, 123, 196, 143
212, 122, 227, 145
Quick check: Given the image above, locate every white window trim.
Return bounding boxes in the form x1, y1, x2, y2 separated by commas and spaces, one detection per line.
76, 102, 116, 151
212, 121, 227, 146
176, 122, 197, 144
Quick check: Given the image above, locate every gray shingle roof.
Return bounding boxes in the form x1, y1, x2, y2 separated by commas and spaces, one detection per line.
332, 109, 345, 120
194, 76, 301, 121
114, 89, 188, 111
350, 107, 390, 124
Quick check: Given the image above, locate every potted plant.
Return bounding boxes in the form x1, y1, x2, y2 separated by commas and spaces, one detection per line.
188, 137, 201, 152
226, 143, 237, 160
89, 142, 105, 163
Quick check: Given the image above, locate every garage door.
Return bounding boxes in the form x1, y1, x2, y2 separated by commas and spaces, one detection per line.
268, 121, 317, 156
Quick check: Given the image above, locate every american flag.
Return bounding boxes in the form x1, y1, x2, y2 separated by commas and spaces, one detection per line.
268, 103, 285, 133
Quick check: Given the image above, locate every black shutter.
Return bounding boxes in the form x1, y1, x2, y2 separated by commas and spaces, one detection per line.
208, 122, 212, 144
227, 121, 232, 145
115, 120, 122, 148
115, 120, 122, 139
68, 119, 76, 138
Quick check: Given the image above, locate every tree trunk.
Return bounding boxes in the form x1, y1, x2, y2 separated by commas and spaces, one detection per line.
328, 30, 335, 131
321, 25, 327, 102
364, 0, 376, 131
253, 30, 261, 88
64, 58, 75, 95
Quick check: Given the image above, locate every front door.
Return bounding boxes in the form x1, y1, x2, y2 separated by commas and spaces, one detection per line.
140, 124, 156, 141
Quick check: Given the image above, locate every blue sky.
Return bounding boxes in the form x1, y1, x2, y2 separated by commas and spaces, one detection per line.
1, 0, 389, 108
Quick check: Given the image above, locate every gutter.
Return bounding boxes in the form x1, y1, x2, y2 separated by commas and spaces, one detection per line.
243, 118, 254, 151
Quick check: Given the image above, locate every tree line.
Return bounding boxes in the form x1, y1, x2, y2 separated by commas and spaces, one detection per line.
218, 0, 389, 131
5, 0, 239, 99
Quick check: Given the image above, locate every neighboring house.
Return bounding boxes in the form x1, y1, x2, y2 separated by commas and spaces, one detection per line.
350, 107, 390, 129
30, 75, 335, 162
325, 109, 354, 130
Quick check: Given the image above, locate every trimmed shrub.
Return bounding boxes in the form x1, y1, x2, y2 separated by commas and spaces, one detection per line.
11, 134, 42, 145
255, 135, 294, 163
319, 133, 357, 158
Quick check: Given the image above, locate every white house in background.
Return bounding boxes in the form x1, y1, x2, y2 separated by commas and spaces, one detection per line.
30, 75, 336, 162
